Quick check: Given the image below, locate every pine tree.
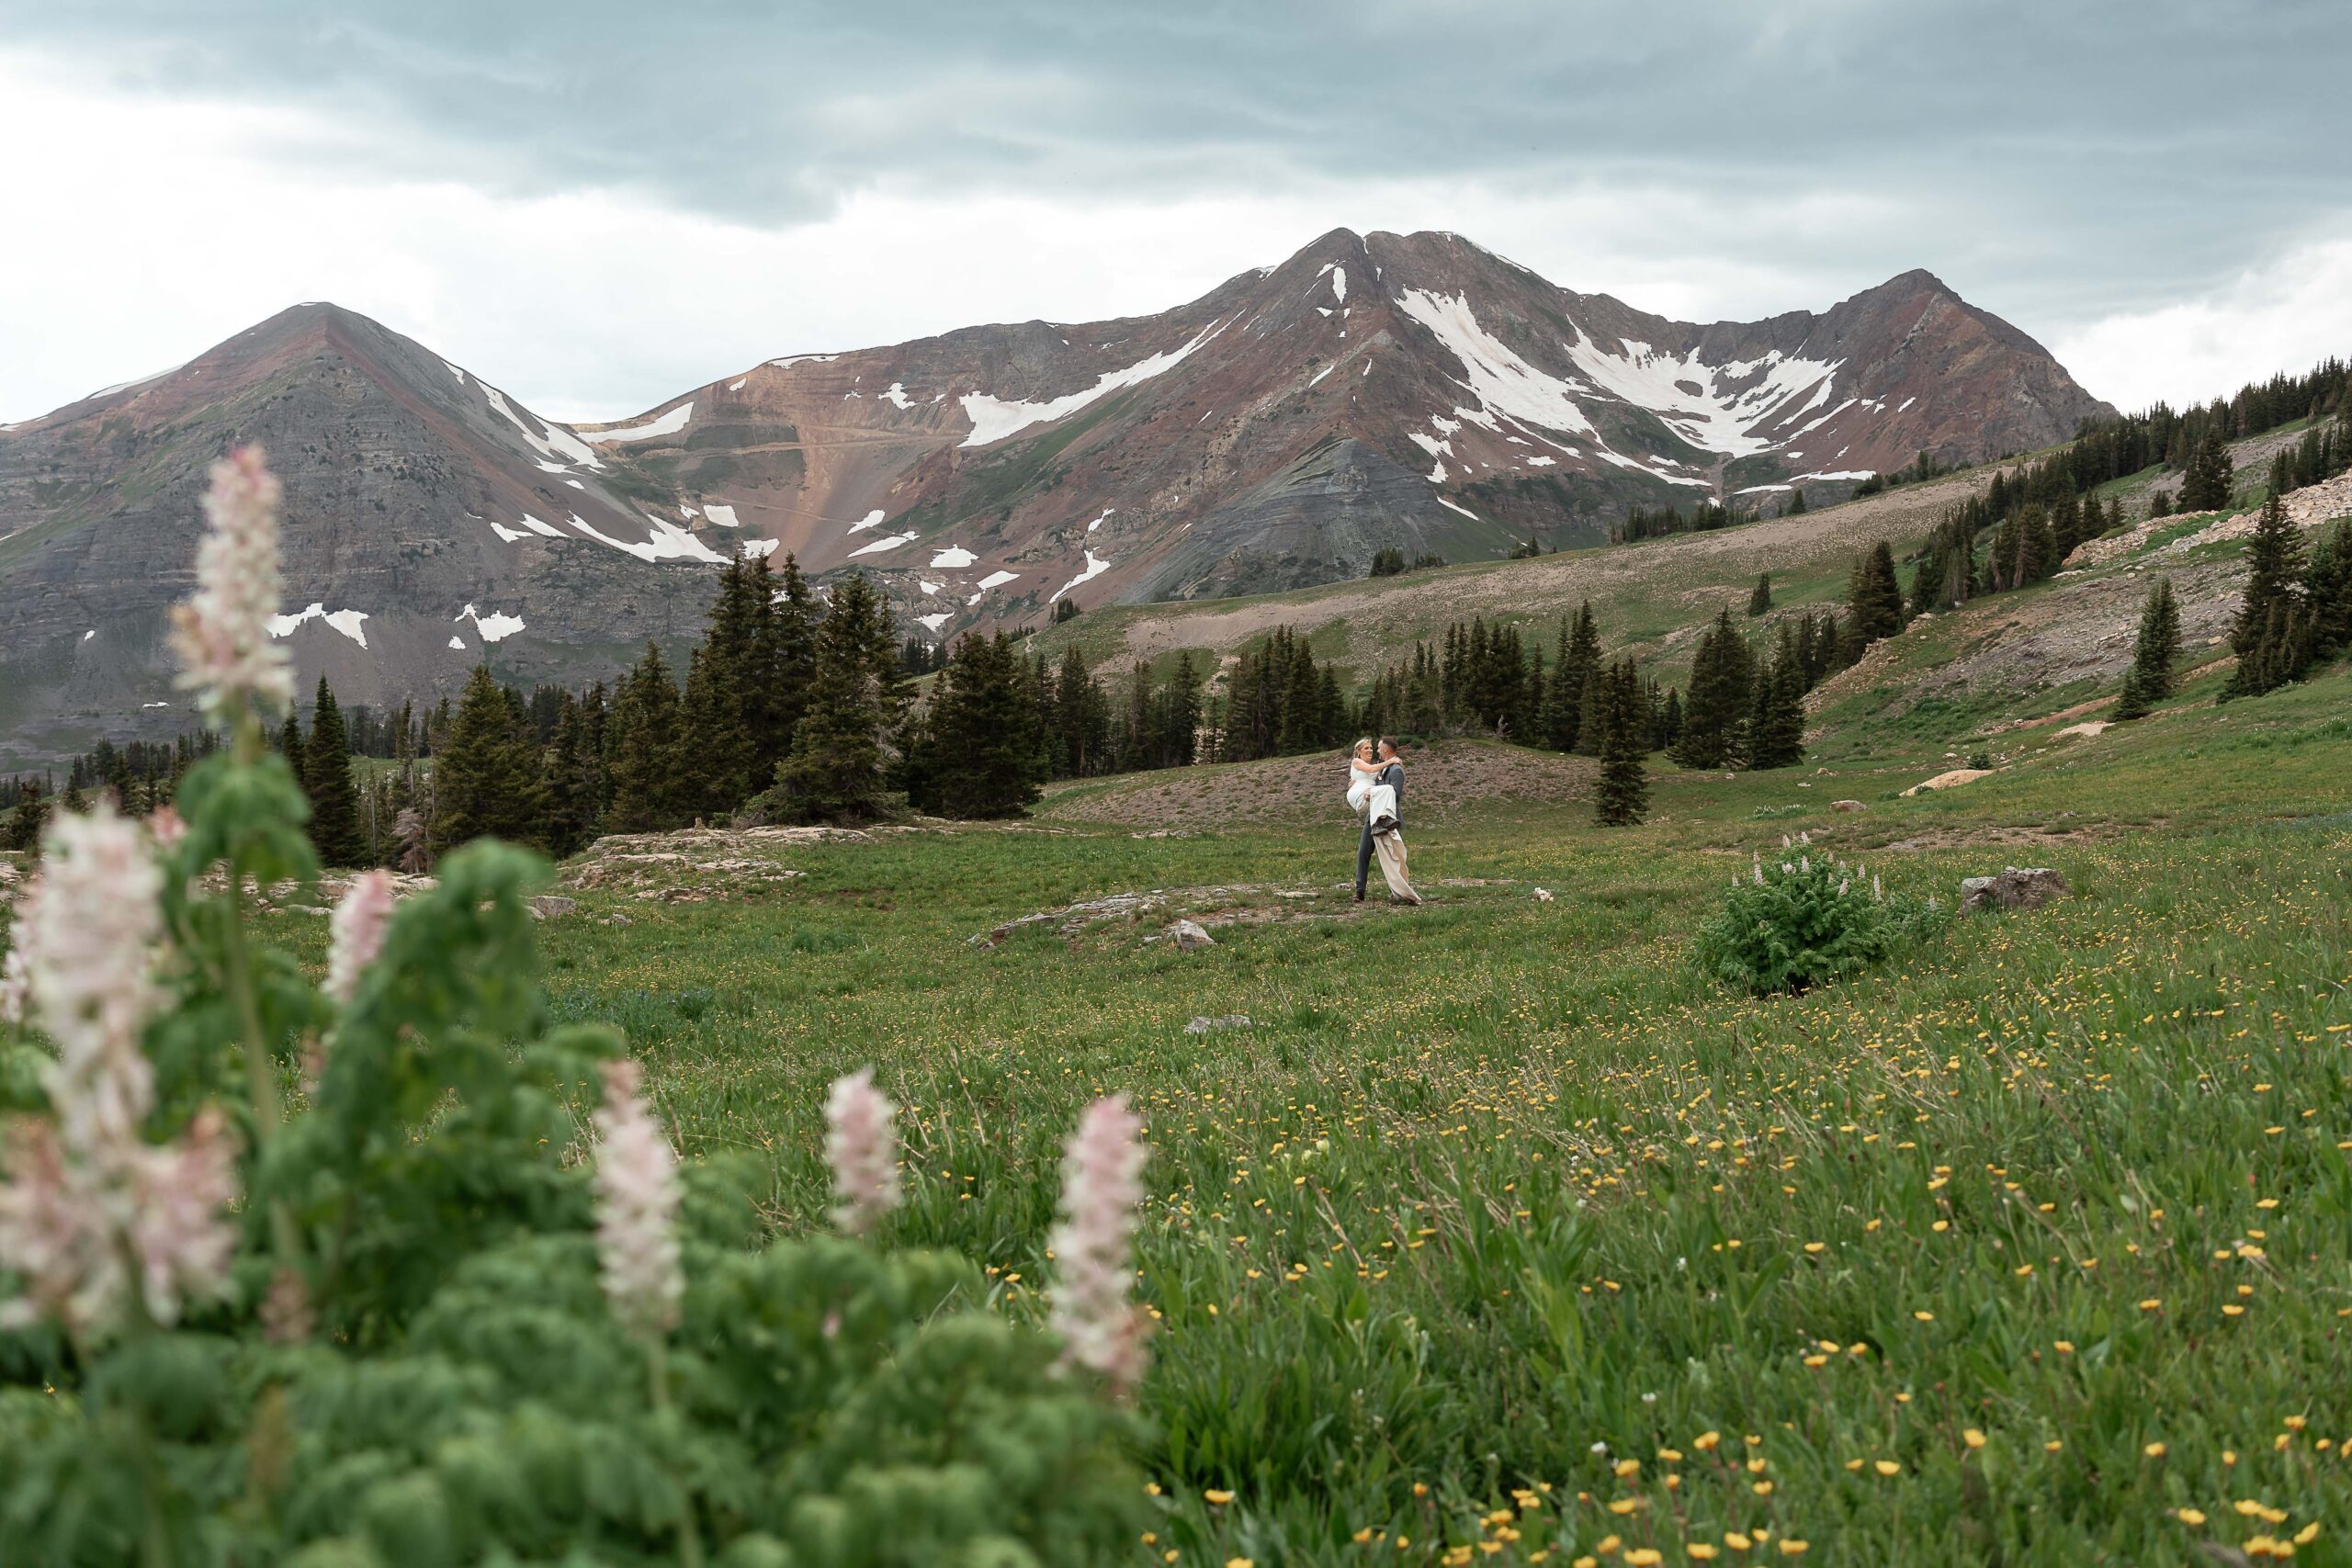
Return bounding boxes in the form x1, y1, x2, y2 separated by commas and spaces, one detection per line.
1784, 486, 1807, 516
759, 554, 820, 780
538, 693, 599, 856
2224, 491, 2310, 698
606, 643, 687, 831
1838, 541, 1905, 663
1747, 572, 1772, 616
2179, 427, 2234, 512
1161, 652, 1204, 767
1, 775, 49, 854
2112, 578, 2181, 721
1542, 604, 1599, 752
678, 646, 748, 820
1591, 660, 1648, 827
432, 664, 541, 851
775, 573, 893, 823
1672, 609, 1754, 769
2303, 519, 2352, 660
1747, 626, 1808, 769
922, 633, 1043, 818
303, 674, 366, 866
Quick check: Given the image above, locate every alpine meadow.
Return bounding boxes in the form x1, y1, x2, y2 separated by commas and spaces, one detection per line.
5, 5, 2352, 1566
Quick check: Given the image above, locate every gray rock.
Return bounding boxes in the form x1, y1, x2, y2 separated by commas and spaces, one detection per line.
1166, 919, 1217, 951
526, 895, 579, 921
1831, 799, 1867, 813
1960, 866, 2071, 914
1185, 1014, 1253, 1034
602, 913, 633, 927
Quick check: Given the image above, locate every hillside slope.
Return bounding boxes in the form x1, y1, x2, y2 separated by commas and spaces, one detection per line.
1032, 424, 2351, 750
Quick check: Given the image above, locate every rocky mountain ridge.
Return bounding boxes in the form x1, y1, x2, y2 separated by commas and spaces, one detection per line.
0, 228, 2110, 763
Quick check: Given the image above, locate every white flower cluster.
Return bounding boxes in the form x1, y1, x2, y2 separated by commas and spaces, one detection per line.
168, 446, 295, 722
1047, 1094, 1152, 1394
592, 1057, 685, 1340
823, 1066, 901, 1237
0, 805, 239, 1338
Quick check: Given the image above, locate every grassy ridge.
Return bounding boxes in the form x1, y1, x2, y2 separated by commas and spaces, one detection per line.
508, 661, 2352, 1566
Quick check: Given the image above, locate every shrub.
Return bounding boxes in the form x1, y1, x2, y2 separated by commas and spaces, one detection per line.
1692, 834, 1941, 995
0, 449, 1148, 1566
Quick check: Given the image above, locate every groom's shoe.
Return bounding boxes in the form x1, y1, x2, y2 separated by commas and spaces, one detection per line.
1353, 887, 1365, 902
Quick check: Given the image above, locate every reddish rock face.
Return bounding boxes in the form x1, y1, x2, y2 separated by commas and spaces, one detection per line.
0, 230, 2107, 761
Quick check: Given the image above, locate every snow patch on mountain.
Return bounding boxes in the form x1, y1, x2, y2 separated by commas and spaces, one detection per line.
916, 612, 952, 633
959, 319, 1225, 447
848, 531, 918, 558
883, 382, 913, 409
592, 401, 693, 443
848, 509, 888, 534
1395, 290, 1596, 441
930, 547, 978, 569
517, 513, 567, 538
491, 523, 530, 542
458, 604, 525, 642
1563, 333, 1842, 459
1050, 551, 1112, 604
484, 386, 603, 469
267, 603, 371, 648
1434, 497, 1480, 522
565, 513, 728, 565
701, 503, 739, 527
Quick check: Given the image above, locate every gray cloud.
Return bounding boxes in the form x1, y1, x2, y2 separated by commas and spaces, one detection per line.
11, 2, 2348, 302
2, 0, 2348, 418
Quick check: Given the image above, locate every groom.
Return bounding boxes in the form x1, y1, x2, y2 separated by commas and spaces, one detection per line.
1354, 737, 1406, 903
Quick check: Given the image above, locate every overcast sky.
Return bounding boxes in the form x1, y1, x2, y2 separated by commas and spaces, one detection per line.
4, 1, 2348, 425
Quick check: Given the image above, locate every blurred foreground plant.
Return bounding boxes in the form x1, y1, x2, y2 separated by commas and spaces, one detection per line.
0, 450, 1145, 1566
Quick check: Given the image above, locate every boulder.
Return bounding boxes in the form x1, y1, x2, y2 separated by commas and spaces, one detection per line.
1166, 919, 1217, 951
1960, 866, 2071, 914
1902, 768, 1995, 796
526, 895, 578, 921
1185, 1014, 1253, 1034
1831, 799, 1867, 813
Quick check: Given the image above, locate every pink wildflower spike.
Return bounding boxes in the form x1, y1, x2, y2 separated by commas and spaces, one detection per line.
169, 445, 295, 721
145, 807, 187, 853
123, 1107, 240, 1326
1047, 1093, 1151, 1395
0, 874, 37, 1029
0, 1119, 115, 1333
27, 804, 163, 1163
823, 1066, 901, 1236
325, 870, 398, 1007
592, 1058, 684, 1340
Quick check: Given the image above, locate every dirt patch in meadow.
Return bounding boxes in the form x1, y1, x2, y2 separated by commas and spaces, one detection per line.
1036, 740, 1596, 829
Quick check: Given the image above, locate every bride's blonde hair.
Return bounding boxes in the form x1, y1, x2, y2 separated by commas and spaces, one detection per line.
1352, 737, 1374, 757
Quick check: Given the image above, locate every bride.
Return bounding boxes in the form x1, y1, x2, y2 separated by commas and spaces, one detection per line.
1346, 738, 1420, 905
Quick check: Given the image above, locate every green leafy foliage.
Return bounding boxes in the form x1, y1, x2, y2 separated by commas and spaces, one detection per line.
1691, 837, 1940, 994
0, 746, 1142, 1564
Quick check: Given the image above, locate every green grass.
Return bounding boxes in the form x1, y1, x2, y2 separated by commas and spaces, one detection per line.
502, 666, 2352, 1567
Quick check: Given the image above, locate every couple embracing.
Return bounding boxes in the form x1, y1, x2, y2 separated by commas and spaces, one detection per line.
1345, 736, 1422, 906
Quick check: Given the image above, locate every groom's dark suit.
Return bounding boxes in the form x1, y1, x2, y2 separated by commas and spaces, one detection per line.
1354, 760, 1403, 898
